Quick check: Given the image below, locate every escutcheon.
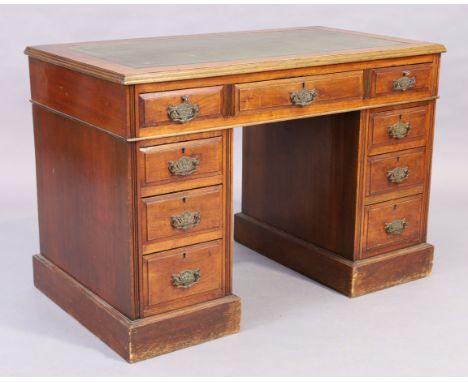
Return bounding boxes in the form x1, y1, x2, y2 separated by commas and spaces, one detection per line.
168, 156, 200, 176
290, 87, 318, 107
393, 71, 416, 91
167, 95, 200, 123
387, 166, 410, 183
171, 268, 201, 288
388, 115, 411, 139
171, 211, 201, 230
384, 218, 407, 235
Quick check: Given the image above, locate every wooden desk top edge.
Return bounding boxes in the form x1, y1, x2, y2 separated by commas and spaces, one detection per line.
25, 26, 446, 85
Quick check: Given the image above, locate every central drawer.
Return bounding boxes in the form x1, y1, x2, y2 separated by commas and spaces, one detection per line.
141, 185, 223, 254
235, 71, 363, 114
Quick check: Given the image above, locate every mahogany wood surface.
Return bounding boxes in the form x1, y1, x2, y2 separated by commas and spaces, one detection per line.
242, 114, 361, 260
26, 27, 444, 362
234, 213, 433, 297
142, 239, 225, 317
138, 133, 223, 196
368, 104, 429, 155
33, 105, 137, 318
33, 254, 240, 363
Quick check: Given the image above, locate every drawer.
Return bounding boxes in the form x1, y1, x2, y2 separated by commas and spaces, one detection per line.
366, 147, 426, 198
139, 136, 223, 196
362, 194, 424, 258
369, 63, 434, 99
368, 105, 430, 155
235, 71, 363, 114
138, 86, 224, 128
141, 185, 223, 254
142, 240, 225, 316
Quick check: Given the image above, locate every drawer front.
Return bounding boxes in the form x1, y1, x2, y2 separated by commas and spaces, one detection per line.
366, 147, 426, 197
141, 185, 223, 253
139, 136, 223, 196
139, 86, 224, 128
369, 63, 434, 99
363, 195, 424, 257
235, 71, 363, 113
368, 105, 430, 155
142, 240, 225, 316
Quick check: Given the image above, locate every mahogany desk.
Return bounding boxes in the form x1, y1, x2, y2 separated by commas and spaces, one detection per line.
25, 27, 446, 362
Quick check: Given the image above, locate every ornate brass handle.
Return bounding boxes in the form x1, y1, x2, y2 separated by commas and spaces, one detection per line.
171, 268, 201, 289
290, 87, 318, 107
393, 70, 416, 91
167, 95, 200, 123
388, 115, 411, 139
384, 218, 407, 235
171, 211, 201, 230
168, 156, 199, 176
387, 166, 410, 183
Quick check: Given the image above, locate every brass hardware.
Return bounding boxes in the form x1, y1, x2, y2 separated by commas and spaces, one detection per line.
167, 95, 200, 123
387, 166, 409, 183
168, 156, 200, 176
171, 268, 201, 289
388, 115, 411, 139
393, 70, 416, 91
171, 211, 201, 230
384, 218, 407, 235
290, 87, 318, 107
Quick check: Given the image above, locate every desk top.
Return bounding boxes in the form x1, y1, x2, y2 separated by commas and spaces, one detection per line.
25, 26, 445, 85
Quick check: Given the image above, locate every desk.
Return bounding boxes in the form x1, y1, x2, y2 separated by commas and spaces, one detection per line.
25, 27, 446, 362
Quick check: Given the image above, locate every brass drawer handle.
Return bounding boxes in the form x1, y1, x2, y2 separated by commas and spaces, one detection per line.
393, 70, 416, 91
290, 87, 318, 107
167, 95, 200, 124
387, 166, 409, 183
388, 115, 411, 139
168, 156, 200, 176
171, 210, 201, 230
384, 218, 407, 235
172, 268, 201, 289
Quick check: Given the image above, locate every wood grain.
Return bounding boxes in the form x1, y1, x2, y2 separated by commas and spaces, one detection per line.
141, 240, 225, 317
33, 254, 240, 363
33, 105, 137, 318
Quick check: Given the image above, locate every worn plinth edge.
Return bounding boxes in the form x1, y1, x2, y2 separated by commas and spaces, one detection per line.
234, 213, 433, 297
32, 254, 241, 363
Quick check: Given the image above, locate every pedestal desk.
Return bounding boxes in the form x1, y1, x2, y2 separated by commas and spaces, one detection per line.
25, 27, 446, 362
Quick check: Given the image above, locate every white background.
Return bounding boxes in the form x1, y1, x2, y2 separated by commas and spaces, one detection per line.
0, 4, 467, 376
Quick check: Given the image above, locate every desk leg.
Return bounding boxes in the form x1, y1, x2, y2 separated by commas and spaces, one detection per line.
234, 111, 434, 296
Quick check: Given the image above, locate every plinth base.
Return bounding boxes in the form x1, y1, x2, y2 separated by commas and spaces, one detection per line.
33, 254, 241, 363
234, 213, 433, 297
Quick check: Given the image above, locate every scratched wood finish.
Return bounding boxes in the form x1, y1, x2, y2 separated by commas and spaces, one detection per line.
27, 27, 444, 362
33, 254, 240, 363
141, 239, 225, 317
234, 213, 433, 296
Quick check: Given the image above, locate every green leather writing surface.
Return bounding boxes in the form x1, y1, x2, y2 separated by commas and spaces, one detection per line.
71, 28, 405, 68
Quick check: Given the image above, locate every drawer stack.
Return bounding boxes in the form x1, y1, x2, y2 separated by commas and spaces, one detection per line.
137, 130, 230, 317
361, 102, 433, 259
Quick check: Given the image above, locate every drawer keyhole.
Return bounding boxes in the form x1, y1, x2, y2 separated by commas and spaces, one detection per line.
182, 197, 187, 203
181, 147, 186, 154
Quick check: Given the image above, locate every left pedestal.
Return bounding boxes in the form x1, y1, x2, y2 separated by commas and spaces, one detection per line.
33, 254, 241, 363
